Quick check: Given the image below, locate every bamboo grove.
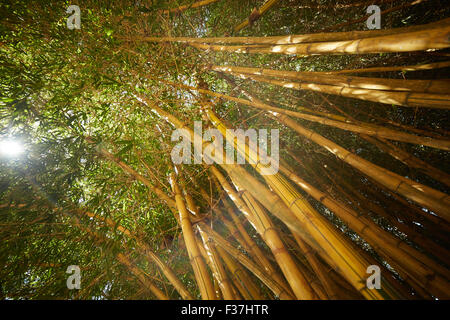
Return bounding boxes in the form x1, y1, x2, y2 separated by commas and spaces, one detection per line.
0, 0, 449, 300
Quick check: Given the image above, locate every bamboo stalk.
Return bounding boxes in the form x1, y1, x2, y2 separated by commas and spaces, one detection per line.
364, 136, 450, 187
302, 152, 450, 239
134, 18, 450, 45
220, 210, 254, 253
211, 64, 450, 94
320, 60, 450, 75
215, 244, 265, 300
226, 71, 450, 109
274, 113, 450, 220
201, 85, 450, 221
200, 222, 295, 300
70, 215, 174, 299
169, 173, 216, 300
210, 166, 297, 297
293, 234, 339, 299
221, 200, 281, 270
207, 101, 446, 298
138, 94, 385, 299
278, 160, 450, 297
196, 237, 223, 299
189, 24, 450, 55
198, 227, 236, 299
239, 187, 319, 300
205, 108, 387, 300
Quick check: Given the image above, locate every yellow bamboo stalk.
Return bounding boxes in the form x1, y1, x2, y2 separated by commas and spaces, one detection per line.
137, 94, 378, 298
293, 234, 339, 299
220, 163, 339, 268
211, 65, 450, 94
220, 210, 254, 253
365, 136, 450, 187
210, 166, 297, 297
209, 74, 450, 148
238, 185, 319, 299
215, 245, 265, 299
198, 227, 236, 299
196, 237, 223, 299
206, 107, 387, 300
197, 85, 450, 221
200, 222, 294, 300
230, 282, 243, 299
278, 161, 450, 297
274, 112, 450, 221
227, 71, 450, 109
134, 18, 450, 45
196, 184, 266, 262
320, 60, 450, 74
189, 24, 450, 55
169, 173, 216, 300
92, 143, 207, 226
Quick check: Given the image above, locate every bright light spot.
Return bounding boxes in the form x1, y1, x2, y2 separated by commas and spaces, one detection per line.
272, 46, 282, 53
0, 139, 24, 158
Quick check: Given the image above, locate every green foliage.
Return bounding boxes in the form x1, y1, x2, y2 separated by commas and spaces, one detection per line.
0, 0, 448, 300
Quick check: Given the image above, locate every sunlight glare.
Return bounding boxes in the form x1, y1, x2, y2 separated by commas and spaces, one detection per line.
0, 139, 24, 158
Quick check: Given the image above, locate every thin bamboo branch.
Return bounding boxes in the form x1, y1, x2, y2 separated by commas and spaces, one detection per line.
233, 0, 281, 33
117, 253, 169, 300
162, 0, 221, 14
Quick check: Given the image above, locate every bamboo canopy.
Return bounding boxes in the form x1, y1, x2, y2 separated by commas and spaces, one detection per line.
1, 0, 449, 301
